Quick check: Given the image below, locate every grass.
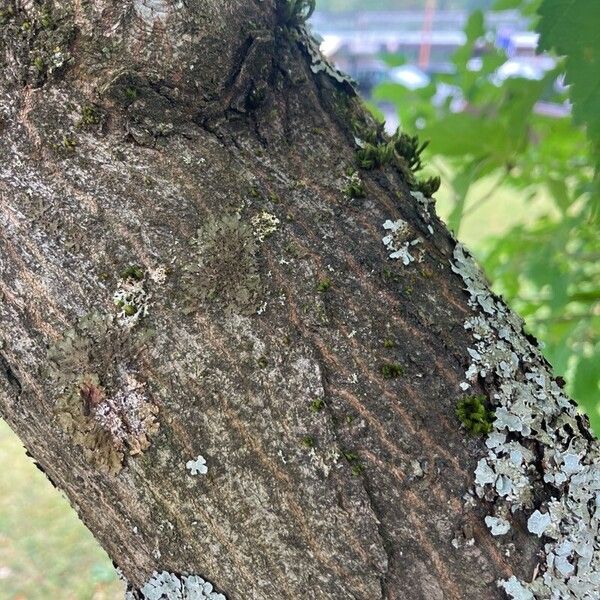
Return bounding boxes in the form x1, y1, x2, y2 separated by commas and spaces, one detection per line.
0, 420, 123, 599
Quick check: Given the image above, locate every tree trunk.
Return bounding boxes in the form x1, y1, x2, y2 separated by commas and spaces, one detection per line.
0, 2, 598, 599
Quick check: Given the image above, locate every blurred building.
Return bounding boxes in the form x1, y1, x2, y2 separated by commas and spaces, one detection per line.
312, 9, 548, 93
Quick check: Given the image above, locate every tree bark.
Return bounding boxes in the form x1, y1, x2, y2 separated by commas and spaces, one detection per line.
0, 2, 598, 599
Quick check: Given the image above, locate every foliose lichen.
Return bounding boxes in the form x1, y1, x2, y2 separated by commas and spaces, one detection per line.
183, 214, 262, 316
382, 219, 422, 265
47, 313, 159, 475
114, 268, 150, 328
186, 455, 208, 476
125, 570, 226, 600
251, 210, 280, 242
451, 243, 600, 599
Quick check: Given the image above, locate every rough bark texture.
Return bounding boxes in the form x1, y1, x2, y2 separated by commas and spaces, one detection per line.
0, 2, 598, 600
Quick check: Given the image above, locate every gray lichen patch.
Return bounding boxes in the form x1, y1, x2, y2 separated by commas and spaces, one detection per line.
296, 24, 356, 91
382, 219, 423, 265
125, 570, 226, 600
451, 243, 600, 599
186, 455, 208, 476
183, 214, 262, 316
47, 313, 159, 475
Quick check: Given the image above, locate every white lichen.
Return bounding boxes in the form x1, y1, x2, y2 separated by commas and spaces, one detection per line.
410, 190, 435, 235
125, 570, 226, 600
382, 219, 422, 265
451, 243, 600, 599
93, 371, 159, 456
113, 274, 150, 328
251, 211, 280, 242
149, 265, 167, 285
298, 26, 356, 88
186, 455, 208, 476
485, 516, 511, 536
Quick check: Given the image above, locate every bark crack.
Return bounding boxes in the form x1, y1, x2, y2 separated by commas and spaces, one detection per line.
0, 351, 22, 401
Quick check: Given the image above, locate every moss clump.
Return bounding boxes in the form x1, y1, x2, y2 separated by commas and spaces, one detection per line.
353, 125, 441, 196
79, 103, 103, 128
357, 140, 395, 170
316, 277, 332, 293
456, 395, 495, 435
120, 265, 145, 281
342, 170, 366, 200
415, 175, 441, 197
383, 339, 396, 348
301, 435, 315, 448
62, 135, 77, 151
380, 362, 405, 379
0, 6, 16, 26
342, 450, 364, 476
310, 397, 325, 412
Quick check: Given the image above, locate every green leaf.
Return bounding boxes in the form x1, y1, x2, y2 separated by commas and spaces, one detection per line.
537, 0, 600, 158
378, 53, 406, 68
572, 347, 600, 436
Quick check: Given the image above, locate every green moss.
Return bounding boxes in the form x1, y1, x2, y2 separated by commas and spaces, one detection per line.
62, 135, 77, 151
0, 7, 15, 26
301, 435, 315, 448
79, 103, 103, 128
120, 265, 145, 281
310, 397, 325, 412
342, 170, 366, 200
32, 55, 45, 72
415, 175, 442, 197
351, 463, 365, 476
316, 277, 332, 293
383, 339, 396, 348
342, 450, 364, 475
456, 395, 495, 435
123, 304, 137, 317
357, 140, 395, 170
125, 87, 138, 102
257, 356, 268, 369
248, 185, 262, 199
380, 362, 405, 379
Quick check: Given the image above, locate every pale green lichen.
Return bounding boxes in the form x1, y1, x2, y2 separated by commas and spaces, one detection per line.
382, 219, 422, 265
125, 570, 226, 600
451, 243, 600, 599
183, 214, 262, 316
114, 269, 150, 328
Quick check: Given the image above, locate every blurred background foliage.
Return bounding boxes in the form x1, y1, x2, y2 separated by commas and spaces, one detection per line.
370, 0, 600, 434
0, 1, 597, 598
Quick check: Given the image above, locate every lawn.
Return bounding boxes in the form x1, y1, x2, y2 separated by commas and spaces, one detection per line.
0, 419, 123, 599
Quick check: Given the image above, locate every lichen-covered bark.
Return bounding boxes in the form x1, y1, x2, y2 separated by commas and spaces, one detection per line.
0, 2, 598, 599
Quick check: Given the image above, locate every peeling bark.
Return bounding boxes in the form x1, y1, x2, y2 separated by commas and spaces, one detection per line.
1, 2, 598, 599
